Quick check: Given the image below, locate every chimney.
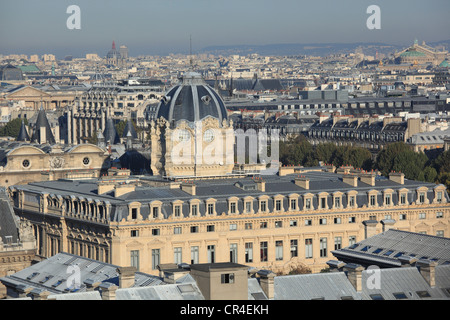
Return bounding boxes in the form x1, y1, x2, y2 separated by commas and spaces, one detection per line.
344, 263, 364, 292
114, 183, 136, 197
117, 266, 137, 289
181, 181, 196, 195
416, 259, 437, 287
84, 279, 102, 291
389, 171, 404, 184
100, 282, 118, 300
360, 172, 376, 186
362, 220, 378, 239
255, 178, 266, 192
294, 176, 309, 189
258, 270, 275, 299
398, 255, 418, 268
381, 219, 396, 232
98, 181, 115, 195
342, 174, 358, 187
326, 260, 346, 272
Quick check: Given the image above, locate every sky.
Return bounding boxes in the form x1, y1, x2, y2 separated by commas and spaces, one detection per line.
0, 0, 449, 58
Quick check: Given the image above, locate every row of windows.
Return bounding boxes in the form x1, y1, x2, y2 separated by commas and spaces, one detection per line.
130, 211, 445, 237
129, 236, 357, 270
130, 190, 444, 220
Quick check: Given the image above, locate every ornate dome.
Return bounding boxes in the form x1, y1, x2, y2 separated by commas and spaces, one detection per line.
155, 72, 228, 125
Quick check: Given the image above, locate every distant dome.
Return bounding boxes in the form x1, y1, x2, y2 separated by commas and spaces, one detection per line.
439, 59, 449, 68
400, 50, 426, 57
155, 72, 228, 125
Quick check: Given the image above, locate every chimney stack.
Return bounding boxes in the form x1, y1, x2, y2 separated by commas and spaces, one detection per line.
100, 282, 118, 300
344, 263, 364, 292
360, 172, 376, 186
381, 219, 396, 232
181, 182, 196, 195
342, 174, 358, 187
258, 270, 275, 299
417, 259, 437, 287
117, 266, 137, 289
362, 220, 378, 239
398, 255, 418, 268
389, 171, 404, 185
326, 260, 346, 272
294, 176, 309, 189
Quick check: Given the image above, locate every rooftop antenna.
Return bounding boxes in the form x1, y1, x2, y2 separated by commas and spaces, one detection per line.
189, 34, 194, 70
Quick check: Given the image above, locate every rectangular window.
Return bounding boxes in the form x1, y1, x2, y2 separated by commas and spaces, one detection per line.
370, 195, 376, 206
152, 228, 160, 236
275, 221, 282, 228
207, 203, 214, 215
130, 250, 139, 271
419, 193, 425, 203
290, 199, 297, 211
245, 223, 253, 230
152, 249, 160, 270
174, 205, 181, 217
191, 204, 198, 216
131, 208, 137, 220
245, 243, 253, 263
320, 197, 327, 209
319, 218, 327, 225
230, 202, 236, 214
290, 239, 298, 258
207, 245, 215, 263
334, 197, 341, 208
230, 244, 238, 263
334, 217, 341, 224
349, 217, 356, 223
400, 214, 407, 220
190, 226, 199, 233
152, 206, 159, 219
260, 221, 267, 229
221, 273, 235, 284
275, 199, 282, 211
305, 239, 313, 259
174, 227, 182, 234
260, 200, 267, 212
334, 237, 342, 250
245, 201, 252, 213
400, 194, 406, 205
206, 225, 215, 232
436, 230, 444, 237
229, 223, 237, 231
349, 196, 355, 207
437, 192, 442, 203
260, 241, 268, 262
436, 212, 443, 219
191, 246, 199, 264
305, 219, 312, 226
131, 230, 139, 237
276, 241, 283, 261
305, 198, 311, 210
349, 236, 356, 246
385, 194, 391, 206
419, 212, 426, 219
174, 247, 182, 264
320, 238, 327, 257
290, 220, 297, 227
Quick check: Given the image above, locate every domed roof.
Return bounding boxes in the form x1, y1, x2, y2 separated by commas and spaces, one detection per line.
400, 49, 426, 57
439, 59, 449, 68
155, 72, 228, 125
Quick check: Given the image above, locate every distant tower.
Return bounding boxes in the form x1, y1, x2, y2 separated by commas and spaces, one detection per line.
31, 106, 56, 144
16, 120, 30, 142
106, 40, 120, 67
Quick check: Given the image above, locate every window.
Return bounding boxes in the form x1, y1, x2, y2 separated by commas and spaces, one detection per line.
400, 193, 407, 205
437, 191, 443, 203
334, 217, 341, 224
419, 192, 425, 203
260, 242, 268, 262
191, 246, 199, 264
436, 212, 443, 218
320, 197, 327, 209
419, 212, 426, 219
206, 225, 215, 232
191, 204, 198, 216
82, 157, 90, 165
275, 199, 282, 211
305, 239, 313, 259
152, 206, 159, 219
305, 198, 311, 210
349, 196, 355, 207
416, 291, 431, 298
207, 203, 214, 215
334, 197, 341, 208
349, 236, 356, 246
334, 237, 342, 250
230, 202, 237, 214
260, 200, 267, 212
393, 292, 408, 300
319, 218, 327, 225
207, 245, 215, 263
152, 249, 160, 270
384, 250, 394, 256
152, 228, 160, 236
22, 159, 30, 168
229, 223, 237, 231
174, 247, 182, 264
436, 230, 444, 237
400, 214, 407, 220
221, 273, 235, 284
320, 238, 327, 257
290, 198, 297, 211
370, 195, 376, 206
131, 208, 138, 220
131, 230, 139, 237
130, 250, 139, 271
260, 221, 267, 229
245, 201, 252, 213
385, 194, 391, 206
174, 227, 182, 234
290, 220, 297, 227
276, 241, 283, 261
275, 221, 282, 228
245, 223, 253, 230
174, 205, 181, 217
373, 248, 383, 254
349, 216, 356, 223
305, 219, 312, 226
226, 242, 238, 263
290, 240, 298, 258
245, 243, 253, 263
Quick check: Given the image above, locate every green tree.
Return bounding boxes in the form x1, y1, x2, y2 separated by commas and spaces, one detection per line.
0, 118, 28, 138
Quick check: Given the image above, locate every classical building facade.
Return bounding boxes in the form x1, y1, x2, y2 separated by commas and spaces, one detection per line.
6, 72, 450, 276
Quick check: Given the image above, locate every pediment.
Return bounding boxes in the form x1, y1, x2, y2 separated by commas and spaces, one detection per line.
125, 240, 144, 248
6, 86, 50, 98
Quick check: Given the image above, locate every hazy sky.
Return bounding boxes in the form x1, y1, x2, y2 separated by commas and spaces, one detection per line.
1, 0, 449, 57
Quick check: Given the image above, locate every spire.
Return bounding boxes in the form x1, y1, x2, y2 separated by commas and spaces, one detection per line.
122, 118, 138, 139
112, 40, 116, 50
17, 120, 30, 142
103, 118, 120, 145
31, 108, 56, 144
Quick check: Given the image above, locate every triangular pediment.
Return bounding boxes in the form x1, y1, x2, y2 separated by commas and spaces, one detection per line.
6, 86, 50, 98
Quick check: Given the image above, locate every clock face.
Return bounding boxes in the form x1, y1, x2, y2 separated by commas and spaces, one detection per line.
203, 129, 215, 142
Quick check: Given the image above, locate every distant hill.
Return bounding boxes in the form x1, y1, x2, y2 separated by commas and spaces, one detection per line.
200, 40, 450, 57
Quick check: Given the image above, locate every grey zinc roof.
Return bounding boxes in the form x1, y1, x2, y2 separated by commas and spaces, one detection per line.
273, 272, 362, 300
332, 229, 450, 267
115, 283, 204, 300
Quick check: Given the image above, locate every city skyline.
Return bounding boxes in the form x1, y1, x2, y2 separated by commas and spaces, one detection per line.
0, 0, 449, 58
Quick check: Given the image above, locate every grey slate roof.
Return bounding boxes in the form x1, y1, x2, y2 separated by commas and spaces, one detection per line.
103, 118, 120, 144
30, 107, 56, 144
16, 120, 30, 142
0, 188, 19, 244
